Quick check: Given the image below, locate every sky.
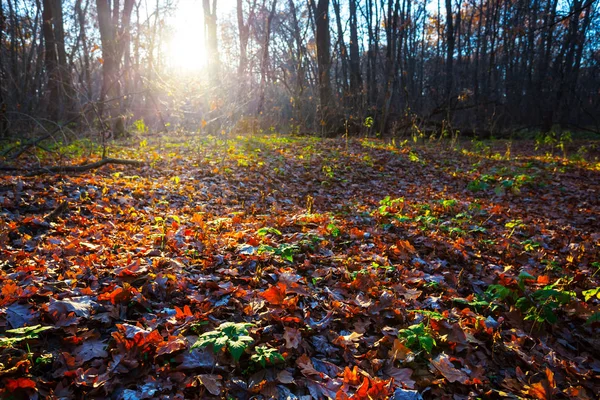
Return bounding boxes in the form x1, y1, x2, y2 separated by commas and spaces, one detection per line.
167, 0, 237, 71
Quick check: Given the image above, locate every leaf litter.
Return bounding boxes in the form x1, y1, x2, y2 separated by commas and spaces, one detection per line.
0, 135, 599, 398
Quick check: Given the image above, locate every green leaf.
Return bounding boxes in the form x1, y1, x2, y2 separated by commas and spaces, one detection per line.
486, 284, 516, 301
583, 287, 600, 302
409, 310, 445, 320
214, 335, 229, 353
586, 312, 600, 325
256, 227, 282, 237
515, 297, 532, 311
228, 336, 253, 361
6, 325, 52, 336
418, 335, 435, 354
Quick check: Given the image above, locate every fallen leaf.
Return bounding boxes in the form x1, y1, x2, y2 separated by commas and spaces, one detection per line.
430, 353, 469, 384
198, 374, 222, 396
260, 282, 287, 305
73, 339, 108, 362
48, 297, 96, 319
283, 326, 301, 349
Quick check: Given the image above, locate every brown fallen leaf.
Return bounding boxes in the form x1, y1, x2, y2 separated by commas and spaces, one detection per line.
430, 353, 469, 384
383, 362, 415, 389
73, 339, 108, 363
198, 374, 222, 396
283, 326, 301, 349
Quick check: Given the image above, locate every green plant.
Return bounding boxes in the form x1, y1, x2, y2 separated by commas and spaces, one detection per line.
326, 222, 340, 237
151, 215, 180, 250
485, 274, 575, 325
132, 118, 149, 134
515, 280, 575, 324
257, 243, 299, 262
191, 322, 255, 362
256, 227, 282, 237
505, 219, 526, 238
467, 178, 489, 192
250, 345, 285, 367
398, 323, 436, 354
377, 196, 405, 217
0, 325, 53, 347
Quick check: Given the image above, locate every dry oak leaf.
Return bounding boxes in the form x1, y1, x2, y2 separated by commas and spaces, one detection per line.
389, 339, 412, 362
283, 326, 301, 349
73, 339, 108, 362
333, 331, 363, 349
297, 354, 323, 379
48, 296, 96, 318
430, 353, 469, 384
156, 337, 187, 357
382, 362, 415, 389
198, 374, 222, 396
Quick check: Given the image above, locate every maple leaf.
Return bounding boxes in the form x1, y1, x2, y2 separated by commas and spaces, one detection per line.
260, 282, 287, 305
4, 377, 36, 391
343, 365, 362, 385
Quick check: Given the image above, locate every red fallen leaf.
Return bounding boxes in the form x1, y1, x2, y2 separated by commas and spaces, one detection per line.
175, 305, 193, 319
352, 377, 370, 399
528, 367, 558, 399
564, 386, 592, 399
343, 365, 362, 385
97, 284, 135, 305
5, 377, 36, 391
528, 381, 550, 400
366, 378, 392, 399
537, 275, 550, 285
260, 282, 287, 305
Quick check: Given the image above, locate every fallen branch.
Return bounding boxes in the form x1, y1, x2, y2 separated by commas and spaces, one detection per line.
0, 157, 144, 175
35, 158, 144, 174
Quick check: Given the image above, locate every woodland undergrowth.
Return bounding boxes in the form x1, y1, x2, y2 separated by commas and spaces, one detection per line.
0, 133, 598, 399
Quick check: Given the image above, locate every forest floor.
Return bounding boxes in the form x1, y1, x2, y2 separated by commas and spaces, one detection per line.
0, 134, 599, 399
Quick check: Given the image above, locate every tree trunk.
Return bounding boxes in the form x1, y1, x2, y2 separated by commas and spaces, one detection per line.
445, 0, 454, 108
203, 0, 220, 83
42, 0, 59, 120
257, 0, 278, 115
315, 0, 333, 131
348, 0, 362, 99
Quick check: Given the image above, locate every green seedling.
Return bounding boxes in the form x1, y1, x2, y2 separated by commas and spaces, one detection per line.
191, 322, 255, 362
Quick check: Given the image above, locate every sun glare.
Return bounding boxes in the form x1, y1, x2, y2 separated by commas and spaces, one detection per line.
167, 0, 206, 72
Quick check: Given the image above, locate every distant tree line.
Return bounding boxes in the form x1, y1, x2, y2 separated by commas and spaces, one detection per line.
0, 0, 599, 138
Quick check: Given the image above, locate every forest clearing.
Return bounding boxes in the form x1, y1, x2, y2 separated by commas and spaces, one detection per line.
2, 0, 600, 397
0, 134, 598, 399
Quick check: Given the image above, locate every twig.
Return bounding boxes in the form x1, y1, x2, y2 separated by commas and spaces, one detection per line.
0, 157, 144, 175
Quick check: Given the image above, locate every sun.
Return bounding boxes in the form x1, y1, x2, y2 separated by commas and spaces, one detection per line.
167, 0, 206, 72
